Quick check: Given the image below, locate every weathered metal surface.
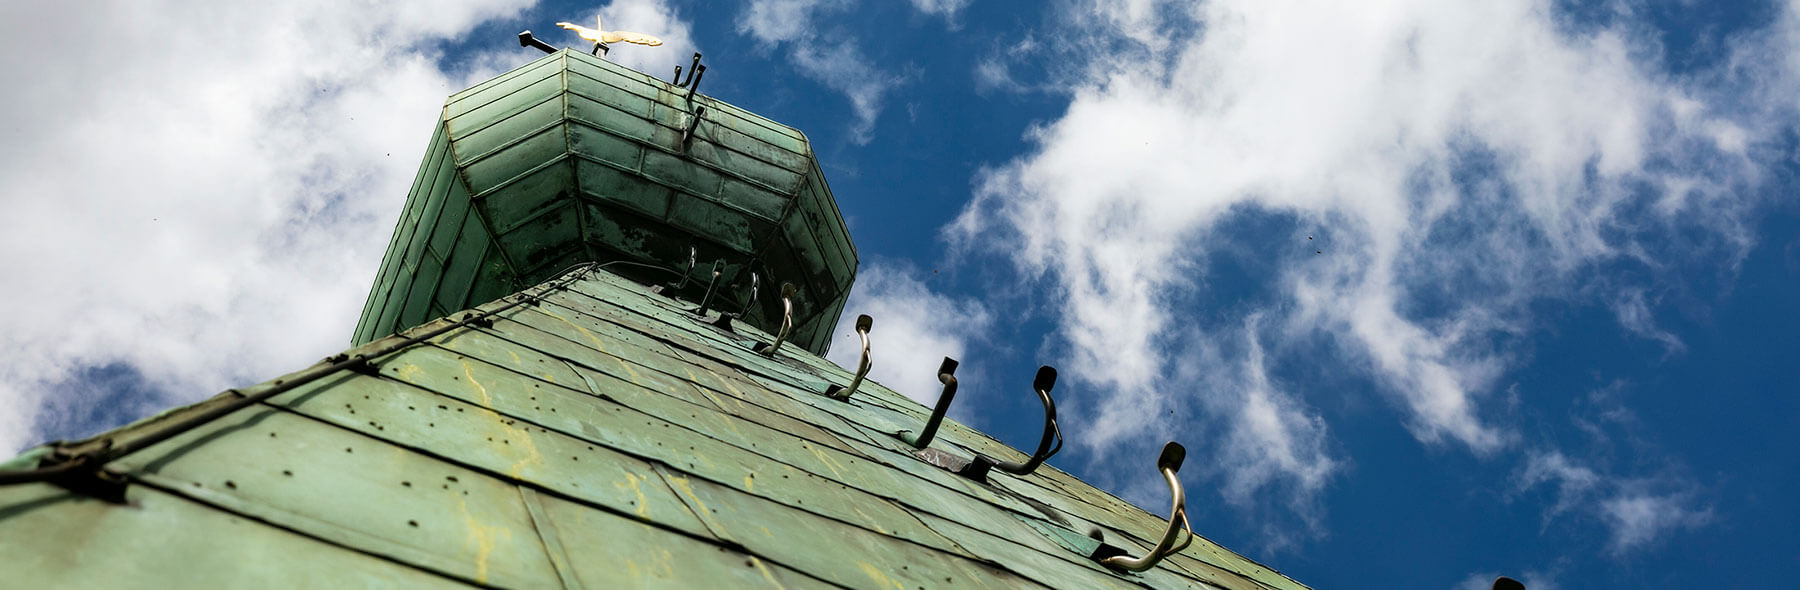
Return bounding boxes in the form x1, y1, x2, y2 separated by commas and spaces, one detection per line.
108, 408, 563, 587
2, 268, 1309, 589
531, 490, 833, 589
268, 371, 712, 539
354, 49, 857, 354
0, 483, 469, 588
656, 467, 1034, 590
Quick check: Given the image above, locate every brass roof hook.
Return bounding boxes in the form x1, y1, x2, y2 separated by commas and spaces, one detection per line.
994, 366, 1063, 476
1096, 442, 1194, 573
745, 271, 760, 309
900, 358, 960, 449
692, 260, 725, 315
753, 283, 796, 356
824, 315, 873, 401
671, 246, 696, 290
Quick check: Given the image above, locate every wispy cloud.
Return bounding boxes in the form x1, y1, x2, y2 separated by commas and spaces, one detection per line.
0, 0, 540, 453
825, 263, 991, 405
736, 0, 906, 144
949, 0, 1794, 545
1611, 288, 1686, 357
1600, 490, 1713, 555
1515, 450, 1713, 556
904, 0, 971, 24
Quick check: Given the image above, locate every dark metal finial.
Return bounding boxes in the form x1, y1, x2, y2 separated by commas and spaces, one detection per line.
518, 31, 557, 54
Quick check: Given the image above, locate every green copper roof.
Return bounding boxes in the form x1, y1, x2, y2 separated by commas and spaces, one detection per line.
354, 50, 857, 355
0, 268, 1306, 589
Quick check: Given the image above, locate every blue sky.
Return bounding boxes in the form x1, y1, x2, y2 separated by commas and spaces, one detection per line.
2, 0, 1797, 588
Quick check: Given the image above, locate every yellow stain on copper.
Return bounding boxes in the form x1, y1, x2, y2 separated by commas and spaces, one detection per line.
718, 414, 748, 439
539, 308, 611, 353
804, 443, 848, 480
857, 561, 907, 590
664, 473, 731, 541
463, 365, 543, 477
395, 363, 424, 383
615, 356, 647, 386
462, 364, 492, 407
749, 557, 787, 589
708, 369, 749, 398
615, 472, 652, 519
454, 495, 513, 585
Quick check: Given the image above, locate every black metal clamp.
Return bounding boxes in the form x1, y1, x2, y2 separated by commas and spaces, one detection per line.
1092, 442, 1194, 573
824, 315, 873, 401
518, 31, 558, 54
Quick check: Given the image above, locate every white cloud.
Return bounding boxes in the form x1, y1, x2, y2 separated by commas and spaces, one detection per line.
906, 0, 971, 22
736, 0, 905, 144
738, 0, 839, 44
825, 264, 991, 405
1611, 288, 1685, 356
554, 0, 701, 77
1600, 490, 1712, 555
1517, 451, 1603, 520
950, 0, 1791, 542
1204, 321, 1339, 545
0, 0, 542, 453
788, 39, 905, 144
1514, 450, 1713, 556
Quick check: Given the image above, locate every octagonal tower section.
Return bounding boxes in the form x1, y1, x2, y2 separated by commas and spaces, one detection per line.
353, 50, 857, 355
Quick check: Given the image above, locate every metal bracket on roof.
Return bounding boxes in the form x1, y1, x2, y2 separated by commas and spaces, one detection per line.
898, 358, 960, 450
1092, 442, 1194, 573
706, 271, 758, 332
692, 260, 725, 316
993, 367, 1063, 477
652, 246, 698, 297
671, 53, 702, 87
751, 283, 796, 356
823, 315, 873, 401
680, 106, 707, 153
897, 362, 1064, 484
518, 31, 558, 54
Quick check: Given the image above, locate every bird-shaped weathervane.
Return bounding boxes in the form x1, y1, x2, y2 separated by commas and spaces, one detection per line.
557, 15, 663, 57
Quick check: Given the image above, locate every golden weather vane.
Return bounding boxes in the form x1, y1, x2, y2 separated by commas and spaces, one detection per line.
556, 15, 663, 56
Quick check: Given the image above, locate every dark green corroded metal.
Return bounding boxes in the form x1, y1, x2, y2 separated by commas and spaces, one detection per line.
353, 49, 857, 355
1, 268, 1309, 589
